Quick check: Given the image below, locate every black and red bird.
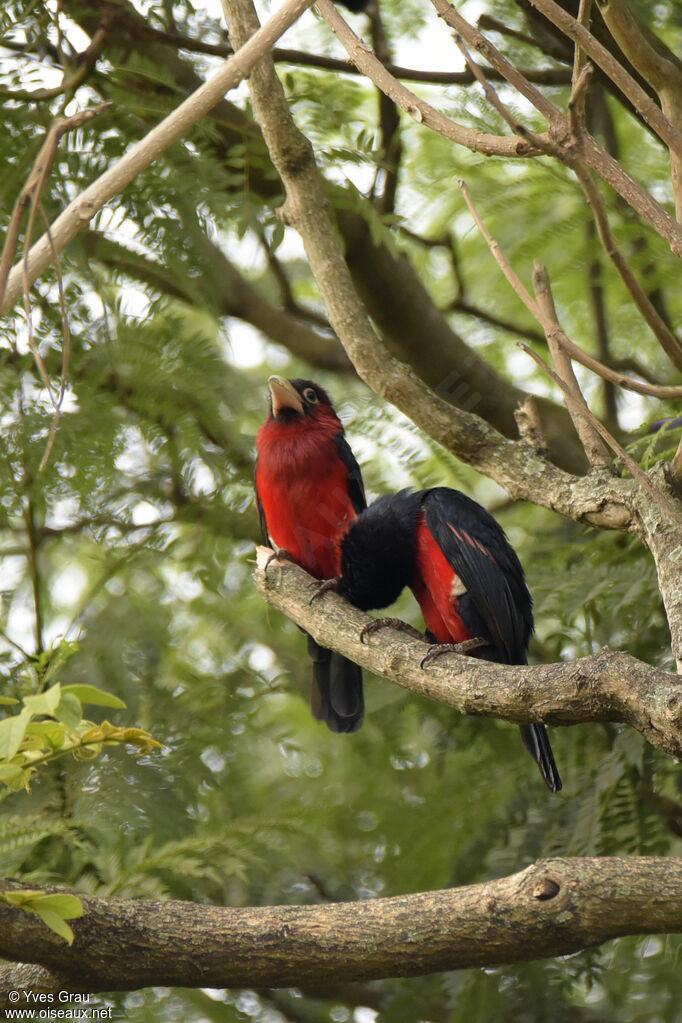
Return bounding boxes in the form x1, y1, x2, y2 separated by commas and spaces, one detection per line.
338, 488, 562, 791
255, 376, 366, 733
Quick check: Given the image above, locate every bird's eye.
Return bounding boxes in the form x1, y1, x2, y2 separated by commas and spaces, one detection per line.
303, 387, 318, 404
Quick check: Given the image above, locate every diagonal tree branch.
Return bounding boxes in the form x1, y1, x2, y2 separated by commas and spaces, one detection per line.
523, 0, 682, 156
221, 0, 638, 528
253, 548, 682, 759
593, 0, 682, 220
0, 0, 317, 316
531, 261, 612, 470
81, 230, 352, 374
427, 0, 682, 257
2, 857, 682, 1004
315, 5, 544, 158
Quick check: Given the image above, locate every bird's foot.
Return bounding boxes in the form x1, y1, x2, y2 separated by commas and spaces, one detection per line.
420, 637, 489, 669
308, 577, 340, 605
263, 548, 297, 574
360, 617, 426, 644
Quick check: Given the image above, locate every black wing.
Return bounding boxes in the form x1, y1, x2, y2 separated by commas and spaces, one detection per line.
424, 489, 560, 792
333, 432, 366, 514
423, 488, 533, 664
254, 460, 271, 546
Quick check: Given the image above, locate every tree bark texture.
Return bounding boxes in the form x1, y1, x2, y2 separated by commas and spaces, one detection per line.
253, 548, 682, 759
2, 857, 682, 1003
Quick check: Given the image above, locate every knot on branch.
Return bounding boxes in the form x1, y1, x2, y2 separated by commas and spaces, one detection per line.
532, 878, 561, 901
665, 692, 682, 724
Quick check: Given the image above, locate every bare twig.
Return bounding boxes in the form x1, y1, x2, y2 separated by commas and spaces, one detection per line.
523, 0, 682, 157
573, 163, 682, 371
428, 0, 682, 258
569, 0, 593, 131
563, 56, 682, 370
532, 263, 611, 469
0, 104, 111, 310
459, 180, 682, 398
595, 0, 682, 220
0, 17, 111, 102
585, 239, 618, 432
458, 180, 542, 318
518, 343, 682, 534
568, 61, 593, 139
547, 321, 682, 398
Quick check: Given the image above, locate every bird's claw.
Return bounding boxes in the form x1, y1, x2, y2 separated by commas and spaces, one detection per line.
308, 577, 340, 605
360, 617, 426, 645
263, 548, 297, 574
420, 637, 489, 669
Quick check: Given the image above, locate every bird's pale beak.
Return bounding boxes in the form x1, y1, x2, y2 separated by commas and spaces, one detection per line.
268, 376, 303, 416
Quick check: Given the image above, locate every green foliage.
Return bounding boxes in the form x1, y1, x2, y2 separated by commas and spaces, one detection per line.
0, 888, 83, 945
0, 677, 160, 793
1, 0, 681, 1019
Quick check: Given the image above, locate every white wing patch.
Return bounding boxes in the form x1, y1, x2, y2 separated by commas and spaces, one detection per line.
451, 574, 467, 598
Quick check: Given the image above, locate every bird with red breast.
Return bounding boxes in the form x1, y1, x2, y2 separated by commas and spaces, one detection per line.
255, 376, 366, 733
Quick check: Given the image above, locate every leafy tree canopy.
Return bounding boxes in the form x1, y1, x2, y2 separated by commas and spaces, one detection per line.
0, 0, 681, 1019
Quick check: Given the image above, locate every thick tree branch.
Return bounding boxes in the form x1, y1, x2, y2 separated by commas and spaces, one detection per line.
81, 231, 352, 374
222, 2, 638, 523
253, 549, 682, 759
3, 857, 682, 1003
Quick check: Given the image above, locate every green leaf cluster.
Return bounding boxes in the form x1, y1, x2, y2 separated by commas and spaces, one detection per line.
0, 677, 159, 792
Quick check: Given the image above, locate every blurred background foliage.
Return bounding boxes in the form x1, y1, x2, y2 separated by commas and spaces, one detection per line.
1, 0, 682, 1020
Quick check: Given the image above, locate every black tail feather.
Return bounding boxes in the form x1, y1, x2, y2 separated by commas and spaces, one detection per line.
520, 723, 562, 793
307, 636, 364, 733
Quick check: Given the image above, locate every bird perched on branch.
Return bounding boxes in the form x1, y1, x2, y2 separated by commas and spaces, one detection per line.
338, 488, 562, 792
255, 376, 366, 733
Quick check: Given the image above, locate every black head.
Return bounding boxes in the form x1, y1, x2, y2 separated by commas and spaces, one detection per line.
334, 0, 370, 10
339, 490, 422, 611
267, 376, 334, 422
